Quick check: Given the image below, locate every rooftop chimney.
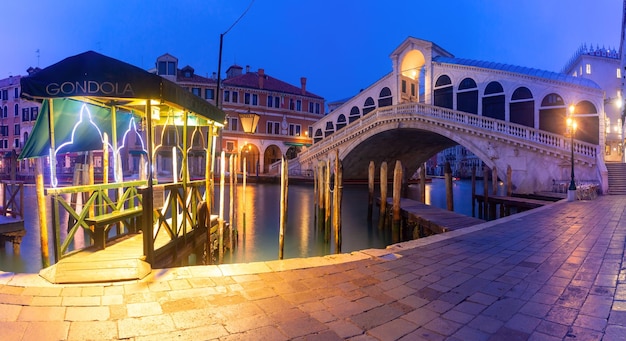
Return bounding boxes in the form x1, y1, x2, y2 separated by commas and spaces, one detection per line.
258, 68, 265, 89
246, 65, 250, 73
300, 77, 307, 95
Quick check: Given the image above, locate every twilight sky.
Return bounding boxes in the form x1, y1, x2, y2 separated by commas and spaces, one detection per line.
2, 0, 622, 104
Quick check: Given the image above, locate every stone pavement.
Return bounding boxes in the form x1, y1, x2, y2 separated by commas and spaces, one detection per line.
1, 195, 626, 340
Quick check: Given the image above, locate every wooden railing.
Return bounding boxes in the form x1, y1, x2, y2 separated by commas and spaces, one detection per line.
1, 181, 24, 219
299, 102, 597, 167
46, 180, 146, 260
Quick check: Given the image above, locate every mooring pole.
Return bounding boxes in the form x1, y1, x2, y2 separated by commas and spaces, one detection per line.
506, 165, 512, 196
471, 166, 476, 217
483, 166, 489, 219
492, 166, 498, 196
324, 158, 331, 241
420, 163, 426, 204
35, 158, 49, 268
333, 150, 343, 253
379, 161, 388, 228
445, 162, 454, 211
278, 156, 288, 259
218, 151, 226, 264
392, 160, 403, 243
367, 161, 375, 222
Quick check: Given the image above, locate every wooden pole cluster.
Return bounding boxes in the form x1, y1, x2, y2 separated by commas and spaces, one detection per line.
278, 156, 288, 259
312, 152, 344, 252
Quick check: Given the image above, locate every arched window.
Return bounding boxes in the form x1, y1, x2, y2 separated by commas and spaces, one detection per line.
336, 114, 347, 130
456, 78, 478, 114
349, 106, 360, 123
314, 128, 323, 143
378, 87, 392, 107
324, 121, 335, 137
363, 97, 376, 115
482, 81, 505, 120
572, 100, 599, 144
434, 75, 453, 109
539, 93, 566, 135
510, 87, 534, 127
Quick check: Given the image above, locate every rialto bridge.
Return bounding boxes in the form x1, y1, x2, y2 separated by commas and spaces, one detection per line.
290, 37, 617, 194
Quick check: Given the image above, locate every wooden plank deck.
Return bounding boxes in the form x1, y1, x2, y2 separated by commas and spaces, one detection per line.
39, 215, 218, 284
381, 197, 484, 234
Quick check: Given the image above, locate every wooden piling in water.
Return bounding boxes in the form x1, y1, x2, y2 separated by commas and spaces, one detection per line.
35, 158, 49, 268
218, 151, 226, 264
445, 162, 454, 211
506, 165, 512, 196
482, 166, 489, 219
367, 161, 375, 222
243, 157, 247, 234
279, 156, 288, 259
333, 150, 343, 253
229, 154, 234, 255
492, 166, 498, 195
317, 161, 325, 232
420, 163, 426, 204
392, 160, 402, 242
471, 166, 476, 217
379, 161, 388, 228
325, 159, 331, 241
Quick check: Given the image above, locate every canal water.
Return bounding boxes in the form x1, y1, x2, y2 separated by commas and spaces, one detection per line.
0, 178, 498, 274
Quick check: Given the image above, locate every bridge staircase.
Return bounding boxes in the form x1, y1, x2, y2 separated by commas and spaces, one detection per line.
606, 162, 626, 195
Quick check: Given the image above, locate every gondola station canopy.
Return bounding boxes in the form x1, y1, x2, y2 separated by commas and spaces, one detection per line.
19, 50, 226, 159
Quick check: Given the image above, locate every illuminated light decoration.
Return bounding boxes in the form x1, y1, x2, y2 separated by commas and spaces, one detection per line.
114, 117, 148, 182
48, 103, 148, 186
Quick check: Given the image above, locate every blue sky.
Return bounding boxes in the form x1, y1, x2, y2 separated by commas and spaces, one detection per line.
3, 0, 622, 103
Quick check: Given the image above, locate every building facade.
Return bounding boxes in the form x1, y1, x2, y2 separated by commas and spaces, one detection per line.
154, 54, 324, 176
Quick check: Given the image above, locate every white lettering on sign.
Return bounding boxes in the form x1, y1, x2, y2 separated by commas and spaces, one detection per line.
45, 81, 134, 97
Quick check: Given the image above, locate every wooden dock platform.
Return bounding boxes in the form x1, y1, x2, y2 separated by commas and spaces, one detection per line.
39, 215, 219, 284
473, 194, 554, 220
0, 216, 25, 253
381, 197, 484, 235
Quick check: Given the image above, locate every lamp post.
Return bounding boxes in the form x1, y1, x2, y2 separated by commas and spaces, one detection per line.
567, 104, 577, 201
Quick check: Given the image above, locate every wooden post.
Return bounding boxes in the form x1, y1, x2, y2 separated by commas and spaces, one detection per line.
35, 158, 49, 268
445, 162, 453, 211
333, 150, 343, 253
379, 161, 388, 228
392, 160, 402, 242
471, 166, 476, 217
367, 161, 374, 222
506, 165, 513, 196
420, 163, 426, 204
102, 133, 109, 184
278, 156, 288, 259
242, 156, 247, 234
325, 158, 331, 241
317, 161, 325, 232
492, 166, 498, 195
483, 166, 489, 219
218, 151, 226, 264
229, 154, 234, 254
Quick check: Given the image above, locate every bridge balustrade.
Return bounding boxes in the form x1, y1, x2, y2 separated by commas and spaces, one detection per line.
302, 102, 597, 164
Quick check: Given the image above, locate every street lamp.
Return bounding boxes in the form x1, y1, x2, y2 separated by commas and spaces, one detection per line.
567, 104, 578, 201
239, 110, 260, 134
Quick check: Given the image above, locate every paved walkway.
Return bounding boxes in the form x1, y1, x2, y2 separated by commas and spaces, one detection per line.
1, 195, 625, 340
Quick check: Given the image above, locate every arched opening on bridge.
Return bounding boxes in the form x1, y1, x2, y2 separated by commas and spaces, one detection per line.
264, 144, 282, 172
324, 121, 335, 137
400, 49, 425, 103
434, 75, 453, 109
363, 97, 376, 115
457, 77, 478, 114
482, 81, 505, 120
378, 87, 393, 107
336, 114, 347, 130
285, 145, 300, 160
314, 128, 323, 143
510, 87, 534, 127
539, 93, 566, 135
573, 100, 599, 144
349, 106, 360, 123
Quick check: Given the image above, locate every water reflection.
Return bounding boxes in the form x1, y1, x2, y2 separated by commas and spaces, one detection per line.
2, 179, 495, 273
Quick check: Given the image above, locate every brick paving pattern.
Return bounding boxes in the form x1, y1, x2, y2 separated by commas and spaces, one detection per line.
0, 196, 625, 340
